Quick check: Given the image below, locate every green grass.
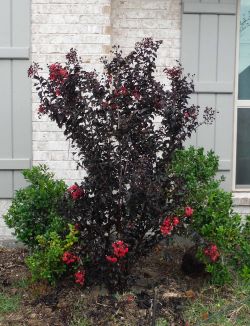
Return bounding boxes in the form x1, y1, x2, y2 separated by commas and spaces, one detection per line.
14, 277, 31, 289
156, 318, 169, 326
69, 316, 91, 326
69, 296, 91, 326
0, 292, 21, 314
183, 280, 250, 325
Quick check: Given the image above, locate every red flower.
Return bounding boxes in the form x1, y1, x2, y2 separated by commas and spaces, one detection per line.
106, 256, 118, 263
185, 206, 194, 217
204, 244, 220, 262
59, 68, 68, 78
62, 252, 79, 265
112, 240, 129, 258
49, 63, 68, 83
75, 270, 85, 286
160, 217, 173, 236
67, 184, 84, 200
55, 88, 61, 96
173, 216, 180, 226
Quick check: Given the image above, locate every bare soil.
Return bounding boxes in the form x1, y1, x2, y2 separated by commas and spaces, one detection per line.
0, 243, 207, 326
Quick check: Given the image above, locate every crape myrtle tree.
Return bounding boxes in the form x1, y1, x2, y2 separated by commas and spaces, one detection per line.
28, 38, 214, 291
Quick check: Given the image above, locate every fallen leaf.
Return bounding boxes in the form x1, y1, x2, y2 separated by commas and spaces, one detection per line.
185, 290, 196, 300
201, 312, 209, 320
154, 244, 162, 252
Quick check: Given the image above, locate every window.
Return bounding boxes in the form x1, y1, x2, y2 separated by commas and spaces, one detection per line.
236, 0, 250, 187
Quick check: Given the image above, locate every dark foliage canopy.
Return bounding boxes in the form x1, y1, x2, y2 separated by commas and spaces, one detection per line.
29, 38, 214, 290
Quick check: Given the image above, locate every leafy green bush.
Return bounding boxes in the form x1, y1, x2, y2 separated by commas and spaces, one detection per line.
170, 147, 250, 284
4, 165, 67, 248
26, 224, 79, 284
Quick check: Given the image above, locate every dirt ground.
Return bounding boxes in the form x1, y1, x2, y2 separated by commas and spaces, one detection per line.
0, 243, 207, 326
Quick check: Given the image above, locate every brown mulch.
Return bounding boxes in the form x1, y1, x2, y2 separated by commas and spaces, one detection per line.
0, 243, 207, 326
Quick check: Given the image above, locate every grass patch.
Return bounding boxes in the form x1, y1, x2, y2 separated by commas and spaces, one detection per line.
69, 296, 91, 326
14, 277, 31, 289
69, 317, 91, 326
0, 291, 21, 314
183, 280, 250, 325
156, 318, 169, 326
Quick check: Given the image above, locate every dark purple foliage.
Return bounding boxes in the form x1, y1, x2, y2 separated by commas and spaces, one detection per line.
29, 38, 214, 291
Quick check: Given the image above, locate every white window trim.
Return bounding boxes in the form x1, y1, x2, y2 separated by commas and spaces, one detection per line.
232, 0, 250, 191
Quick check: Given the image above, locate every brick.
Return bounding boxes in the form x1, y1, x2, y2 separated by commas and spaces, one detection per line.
113, 0, 141, 9
102, 44, 112, 54
104, 25, 112, 35
33, 151, 51, 161
102, 5, 111, 15
32, 4, 103, 15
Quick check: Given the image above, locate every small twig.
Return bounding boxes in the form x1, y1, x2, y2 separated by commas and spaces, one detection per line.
95, 302, 108, 307
151, 287, 158, 326
228, 304, 247, 321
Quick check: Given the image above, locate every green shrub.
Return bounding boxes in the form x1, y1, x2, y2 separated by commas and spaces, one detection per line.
4, 165, 67, 248
26, 224, 79, 283
170, 147, 250, 284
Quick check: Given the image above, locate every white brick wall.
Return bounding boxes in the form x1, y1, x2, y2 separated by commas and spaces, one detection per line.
31, 0, 112, 184
111, 0, 181, 83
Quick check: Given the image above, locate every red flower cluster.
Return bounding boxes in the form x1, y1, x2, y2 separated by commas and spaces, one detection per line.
173, 216, 180, 226
67, 184, 84, 200
160, 216, 180, 236
112, 240, 129, 258
106, 256, 118, 263
160, 207, 194, 236
75, 270, 85, 286
185, 206, 194, 217
106, 240, 129, 263
62, 252, 79, 265
204, 244, 220, 262
160, 217, 173, 236
49, 63, 68, 83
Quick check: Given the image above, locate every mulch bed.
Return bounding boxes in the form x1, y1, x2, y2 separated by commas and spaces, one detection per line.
0, 243, 207, 326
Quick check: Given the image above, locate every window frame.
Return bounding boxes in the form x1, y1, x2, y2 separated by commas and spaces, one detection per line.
233, 0, 250, 191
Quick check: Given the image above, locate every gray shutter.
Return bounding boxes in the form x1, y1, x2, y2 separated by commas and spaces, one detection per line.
0, 0, 31, 198
181, 0, 237, 190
